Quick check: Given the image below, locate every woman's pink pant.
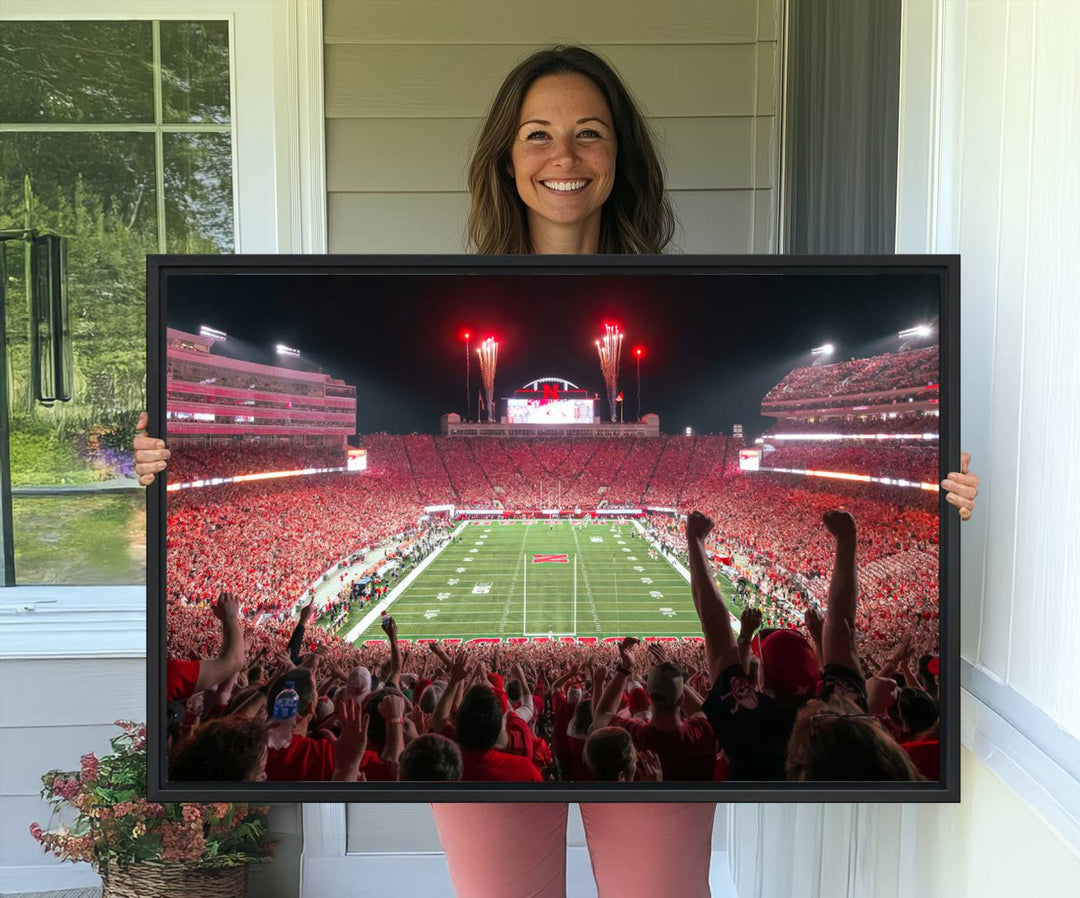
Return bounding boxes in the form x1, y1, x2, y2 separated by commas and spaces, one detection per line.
431, 802, 716, 898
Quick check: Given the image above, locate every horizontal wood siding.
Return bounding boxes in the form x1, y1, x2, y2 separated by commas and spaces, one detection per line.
325, 0, 781, 255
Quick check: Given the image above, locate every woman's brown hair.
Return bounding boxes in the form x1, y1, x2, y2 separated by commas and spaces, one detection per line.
467, 45, 675, 255
786, 696, 923, 782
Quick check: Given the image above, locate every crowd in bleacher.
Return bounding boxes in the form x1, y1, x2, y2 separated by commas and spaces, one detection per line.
764, 347, 939, 403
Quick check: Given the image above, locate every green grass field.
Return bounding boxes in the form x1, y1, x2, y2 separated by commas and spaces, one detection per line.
347, 520, 743, 643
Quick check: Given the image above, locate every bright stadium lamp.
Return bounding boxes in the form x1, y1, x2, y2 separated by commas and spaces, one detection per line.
275, 344, 301, 357
898, 324, 933, 339
199, 325, 227, 341
811, 343, 834, 357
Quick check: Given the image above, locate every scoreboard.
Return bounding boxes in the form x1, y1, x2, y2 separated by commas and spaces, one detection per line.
347, 448, 368, 471
507, 397, 595, 424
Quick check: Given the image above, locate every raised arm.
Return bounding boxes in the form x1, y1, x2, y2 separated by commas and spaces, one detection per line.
511, 662, 535, 722
821, 510, 861, 675
685, 512, 739, 683
331, 698, 369, 782
593, 637, 636, 729
286, 600, 316, 667
803, 605, 825, 667
379, 693, 407, 768
737, 607, 762, 674
431, 649, 469, 735
194, 592, 246, 694
385, 617, 402, 690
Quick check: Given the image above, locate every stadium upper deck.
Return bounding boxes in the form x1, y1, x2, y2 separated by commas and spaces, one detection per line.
166, 328, 356, 446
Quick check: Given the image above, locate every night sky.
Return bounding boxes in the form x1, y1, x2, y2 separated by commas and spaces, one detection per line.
166, 270, 941, 439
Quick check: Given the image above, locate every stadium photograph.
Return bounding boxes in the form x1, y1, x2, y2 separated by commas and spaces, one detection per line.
157, 264, 948, 791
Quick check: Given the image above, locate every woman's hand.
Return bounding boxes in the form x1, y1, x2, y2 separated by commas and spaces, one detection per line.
133, 411, 170, 486
941, 452, 979, 520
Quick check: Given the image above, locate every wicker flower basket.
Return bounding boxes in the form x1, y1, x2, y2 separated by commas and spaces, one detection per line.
101, 862, 247, 898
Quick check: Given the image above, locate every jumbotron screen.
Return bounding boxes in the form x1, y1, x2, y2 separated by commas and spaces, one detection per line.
506, 397, 595, 423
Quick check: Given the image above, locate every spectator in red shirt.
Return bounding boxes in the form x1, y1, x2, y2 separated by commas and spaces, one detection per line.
584, 727, 663, 782
166, 592, 246, 702
455, 686, 542, 782
263, 668, 369, 782
593, 640, 718, 781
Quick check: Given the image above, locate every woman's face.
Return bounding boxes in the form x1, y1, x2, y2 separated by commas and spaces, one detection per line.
509, 73, 617, 235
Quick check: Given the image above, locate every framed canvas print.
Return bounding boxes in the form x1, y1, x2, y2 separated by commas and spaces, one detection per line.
147, 254, 960, 803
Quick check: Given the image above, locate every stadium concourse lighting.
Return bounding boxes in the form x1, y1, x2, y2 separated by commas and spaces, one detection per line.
898, 324, 933, 338
275, 344, 301, 357
199, 325, 226, 341
811, 343, 834, 357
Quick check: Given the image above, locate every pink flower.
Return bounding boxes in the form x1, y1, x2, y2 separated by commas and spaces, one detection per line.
160, 822, 206, 863
29, 822, 43, 842
52, 778, 80, 801
181, 805, 202, 824
80, 753, 100, 782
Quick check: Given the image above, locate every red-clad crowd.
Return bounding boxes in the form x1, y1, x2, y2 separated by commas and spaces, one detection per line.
759, 445, 938, 482
764, 347, 939, 403
167, 510, 942, 786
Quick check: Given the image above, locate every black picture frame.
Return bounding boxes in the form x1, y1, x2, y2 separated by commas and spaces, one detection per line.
147, 253, 960, 803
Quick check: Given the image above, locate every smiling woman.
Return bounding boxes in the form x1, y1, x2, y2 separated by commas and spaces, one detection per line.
466, 45, 674, 255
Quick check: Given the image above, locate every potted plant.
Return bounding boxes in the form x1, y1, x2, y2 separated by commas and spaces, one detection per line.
30, 720, 274, 897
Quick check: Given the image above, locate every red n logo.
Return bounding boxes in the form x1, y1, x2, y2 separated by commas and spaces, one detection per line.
542, 384, 560, 402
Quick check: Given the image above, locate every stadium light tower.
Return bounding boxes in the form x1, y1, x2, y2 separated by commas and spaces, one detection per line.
199, 325, 226, 341
462, 330, 471, 421
634, 346, 644, 421
275, 344, 301, 358
898, 324, 933, 339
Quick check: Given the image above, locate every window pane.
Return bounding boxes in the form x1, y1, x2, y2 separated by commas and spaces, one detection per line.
2, 131, 155, 585
0, 21, 154, 124
1, 132, 157, 465
164, 133, 235, 253
160, 21, 232, 124
12, 494, 146, 585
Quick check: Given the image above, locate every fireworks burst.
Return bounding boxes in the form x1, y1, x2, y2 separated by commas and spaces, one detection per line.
477, 337, 499, 423
595, 324, 624, 423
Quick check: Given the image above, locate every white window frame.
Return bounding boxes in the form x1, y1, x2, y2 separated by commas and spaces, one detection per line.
0, 0, 327, 660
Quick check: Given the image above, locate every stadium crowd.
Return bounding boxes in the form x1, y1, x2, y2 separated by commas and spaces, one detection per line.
166, 510, 941, 785
763, 347, 939, 403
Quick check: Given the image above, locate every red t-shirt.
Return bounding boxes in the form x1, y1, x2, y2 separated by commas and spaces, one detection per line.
902, 739, 939, 781
360, 749, 399, 781
502, 712, 533, 758
552, 691, 576, 770
461, 747, 543, 782
568, 733, 594, 782
265, 733, 335, 782
609, 716, 719, 781
167, 659, 200, 702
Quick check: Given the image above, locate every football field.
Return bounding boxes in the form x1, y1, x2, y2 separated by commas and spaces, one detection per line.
347, 520, 739, 643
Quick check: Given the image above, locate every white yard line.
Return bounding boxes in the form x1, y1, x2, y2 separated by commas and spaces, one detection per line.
631, 519, 740, 635
342, 520, 469, 643
498, 524, 531, 635
571, 523, 602, 632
